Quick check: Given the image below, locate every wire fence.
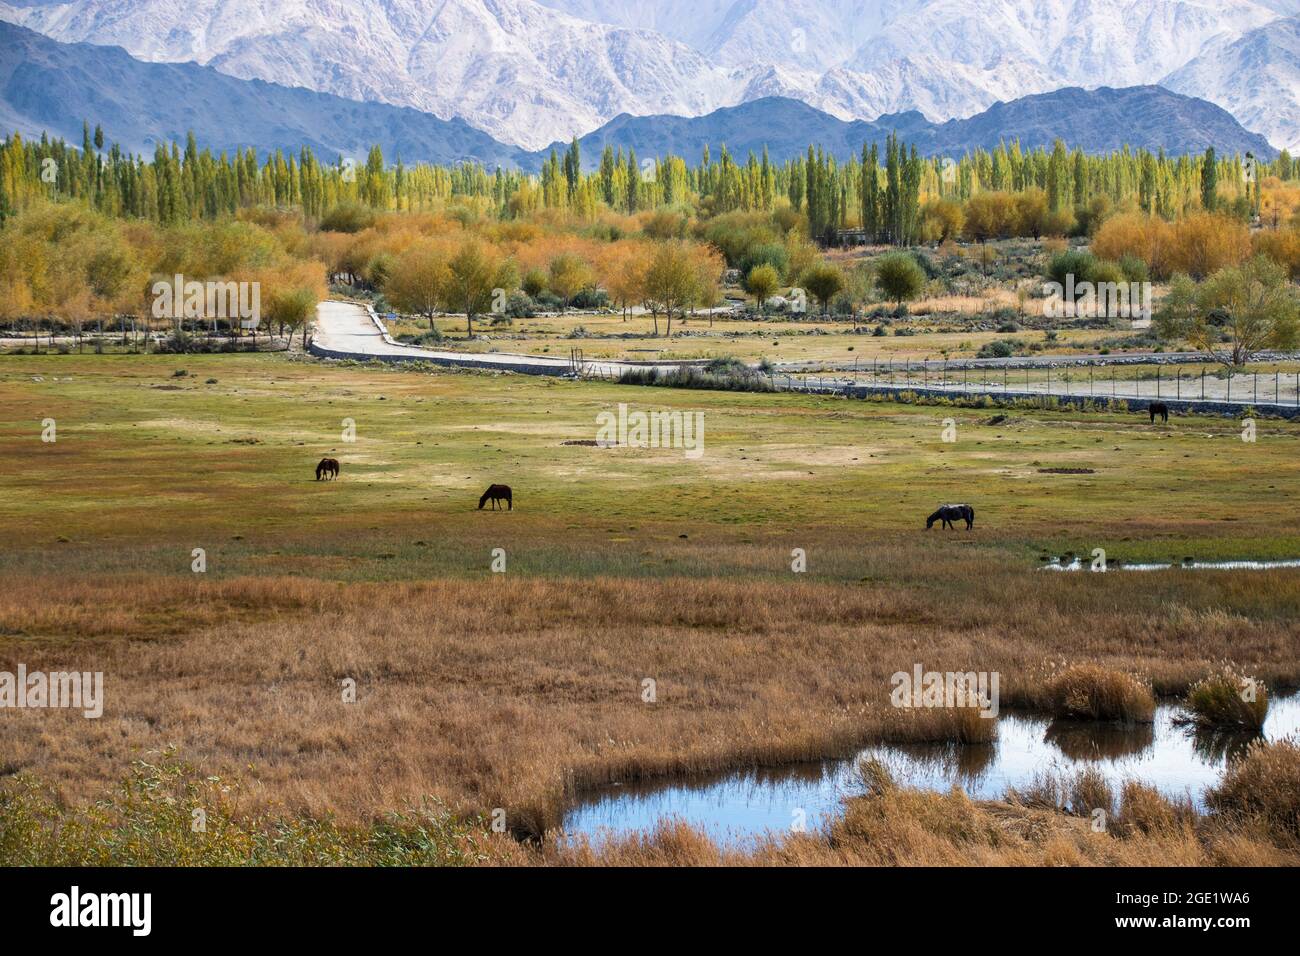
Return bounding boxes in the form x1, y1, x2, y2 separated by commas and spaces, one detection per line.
775, 360, 1300, 410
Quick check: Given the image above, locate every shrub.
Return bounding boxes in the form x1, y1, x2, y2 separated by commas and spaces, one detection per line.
503, 291, 536, 318
1206, 737, 1300, 841
1044, 664, 1155, 722
521, 268, 548, 299
1117, 254, 1150, 284
977, 340, 1014, 358
1183, 670, 1269, 730
1046, 250, 1097, 291
319, 202, 375, 234
875, 252, 926, 305
618, 363, 774, 393
738, 244, 789, 282
1120, 781, 1193, 835
569, 287, 609, 310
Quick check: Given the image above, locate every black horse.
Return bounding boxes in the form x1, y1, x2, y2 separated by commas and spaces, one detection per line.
315, 458, 340, 481
1149, 402, 1169, 424
478, 484, 513, 511
927, 504, 975, 530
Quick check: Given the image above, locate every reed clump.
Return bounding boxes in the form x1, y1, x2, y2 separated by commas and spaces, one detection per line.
1045, 664, 1155, 722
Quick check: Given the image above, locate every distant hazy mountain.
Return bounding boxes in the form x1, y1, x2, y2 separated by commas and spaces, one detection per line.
0, 21, 532, 166
557, 89, 1278, 166
3, 0, 1297, 151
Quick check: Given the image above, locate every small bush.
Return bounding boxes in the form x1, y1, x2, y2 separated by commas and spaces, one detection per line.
977, 340, 1014, 358
1120, 781, 1189, 834
1183, 670, 1269, 730
1045, 664, 1155, 722
619, 364, 774, 393
1206, 737, 1300, 841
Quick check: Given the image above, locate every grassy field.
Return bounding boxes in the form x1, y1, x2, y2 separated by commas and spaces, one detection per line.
3, 351, 1299, 862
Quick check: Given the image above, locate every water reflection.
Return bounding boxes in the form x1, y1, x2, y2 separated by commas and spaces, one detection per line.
1187, 725, 1264, 764
1041, 557, 1300, 572
561, 693, 1299, 848
1044, 719, 1155, 761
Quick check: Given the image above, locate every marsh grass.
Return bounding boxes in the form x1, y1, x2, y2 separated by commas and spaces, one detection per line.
1007, 767, 1114, 817
0, 749, 508, 866
1044, 664, 1155, 723
880, 705, 997, 744
1119, 781, 1196, 836
1182, 670, 1270, 730
1206, 737, 1300, 842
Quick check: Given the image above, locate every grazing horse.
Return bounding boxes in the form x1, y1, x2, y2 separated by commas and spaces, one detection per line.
1149, 402, 1169, 424
927, 504, 975, 530
478, 484, 513, 511
315, 458, 340, 481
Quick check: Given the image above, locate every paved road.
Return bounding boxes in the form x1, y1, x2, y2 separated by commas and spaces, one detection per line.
311, 301, 699, 378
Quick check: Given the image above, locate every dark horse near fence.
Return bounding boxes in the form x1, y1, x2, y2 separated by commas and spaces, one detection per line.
927, 504, 975, 530
478, 484, 513, 511
315, 458, 340, 481
1149, 402, 1169, 424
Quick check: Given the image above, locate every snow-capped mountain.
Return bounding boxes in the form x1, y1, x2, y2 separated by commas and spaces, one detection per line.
1164, 17, 1300, 152
0, 0, 728, 149
3, 0, 1299, 151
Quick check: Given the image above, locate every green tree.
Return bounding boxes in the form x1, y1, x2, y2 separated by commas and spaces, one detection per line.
874, 252, 926, 307
442, 241, 499, 337
744, 263, 779, 311
1201, 147, 1218, 212
800, 261, 845, 316
643, 241, 699, 336
1157, 257, 1299, 366
385, 242, 447, 330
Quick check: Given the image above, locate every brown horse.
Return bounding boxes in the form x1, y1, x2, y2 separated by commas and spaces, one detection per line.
316, 458, 340, 481
927, 504, 975, 530
478, 484, 512, 511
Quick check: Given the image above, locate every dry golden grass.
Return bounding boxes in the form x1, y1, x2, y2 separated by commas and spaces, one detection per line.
1044, 664, 1155, 723
1207, 737, 1300, 843
880, 704, 997, 744
1119, 781, 1196, 836
3, 561, 1297, 842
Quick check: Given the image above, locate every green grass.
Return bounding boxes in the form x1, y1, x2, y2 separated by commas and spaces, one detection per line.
0, 749, 494, 866
4, 351, 1300, 581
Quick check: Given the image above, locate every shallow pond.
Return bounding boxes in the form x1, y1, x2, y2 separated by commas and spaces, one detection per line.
1040, 557, 1300, 572
561, 694, 1299, 848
